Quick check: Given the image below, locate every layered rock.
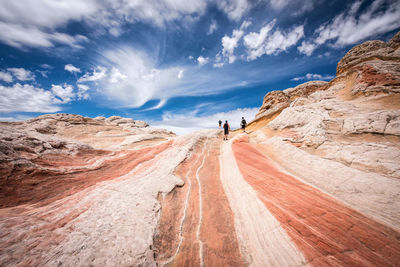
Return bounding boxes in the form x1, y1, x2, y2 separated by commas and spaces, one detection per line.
255, 80, 328, 120
251, 31, 400, 232
1, 31, 400, 267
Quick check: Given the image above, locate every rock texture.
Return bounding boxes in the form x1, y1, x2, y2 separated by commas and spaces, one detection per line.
255, 80, 328, 120
2, 31, 400, 267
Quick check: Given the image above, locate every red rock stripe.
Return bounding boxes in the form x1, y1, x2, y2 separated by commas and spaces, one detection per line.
155, 138, 245, 266
199, 138, 245, 266
0, 141, 172, 208
232, 141, 400, 266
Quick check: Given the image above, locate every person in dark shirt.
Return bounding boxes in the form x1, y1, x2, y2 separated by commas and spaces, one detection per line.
223, 120, 230, 140
241, 117, 247, 133
218, 120, 222, 128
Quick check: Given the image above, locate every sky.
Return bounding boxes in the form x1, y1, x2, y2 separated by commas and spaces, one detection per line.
0, 0, 399, 134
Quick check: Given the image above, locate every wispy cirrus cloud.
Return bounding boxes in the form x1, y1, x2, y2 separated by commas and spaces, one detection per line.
0, 0, 254, 50
298, 0, 400, 56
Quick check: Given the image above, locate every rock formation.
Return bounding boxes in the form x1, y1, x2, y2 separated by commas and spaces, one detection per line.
1, 31, 400, 266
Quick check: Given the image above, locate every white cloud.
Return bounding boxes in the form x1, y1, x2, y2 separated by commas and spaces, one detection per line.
0, 71, 13, 83
77, 84, 90, 99
269, 0, 290, 10
299, 0, 400, 55
51, 84, 75, 103
213, 62, 225, 68
7, 68, 35, 81
217, 0, 251, 21
109, 67, 127, 83
197, 56, 209, 66
36, 70, 50, 78
153, 107, 259, 135
269, 0, 314, 15
207, 20, 218, 35
78, 66, 107, 83
65, 64, 81, 73
0, 83, 61, 113
144, 99, 167, 111
291, 73, 334, 81
0, 0, 95, 49
0, 21, 89, 49
297, 41, 316, 56
40, 64, 53, 69
177, 69, 184, 79
94, 46, 251, 109
244, 20, 304, 60
96, 47, 184, 108
218, 20, 251, 64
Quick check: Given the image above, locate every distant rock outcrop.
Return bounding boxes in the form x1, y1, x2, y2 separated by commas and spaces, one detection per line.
255, 80, 328, 120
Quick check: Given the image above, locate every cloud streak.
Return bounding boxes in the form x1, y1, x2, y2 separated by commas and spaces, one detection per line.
298, 0, 400, 55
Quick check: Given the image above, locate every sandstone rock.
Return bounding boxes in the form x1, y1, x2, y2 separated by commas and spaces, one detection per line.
255, 81, 328, 120
337, 31, 400, 76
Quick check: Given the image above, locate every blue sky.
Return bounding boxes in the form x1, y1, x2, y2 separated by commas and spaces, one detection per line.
0, 0, 399, 134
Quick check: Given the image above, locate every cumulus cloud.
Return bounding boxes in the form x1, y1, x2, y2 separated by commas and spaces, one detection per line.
65, 64, 81, 73
197, 56, 209, 66
216, 20, 251, 65
0, 71, 13, 83
298, 0, 400, 56
297, 41, 316, 56
109, 67, 127, 83
51, 84, 75, 103
153, 107, 259, 135
78, 66, 107, 83
0, 83, 62, 113
77, 84, 90, 100
244, 20, 304, 60
7, 68, 35, 81
291, 73, 334, 81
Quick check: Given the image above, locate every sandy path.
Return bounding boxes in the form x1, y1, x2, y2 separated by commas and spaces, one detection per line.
232, 139, 400, 266
155, 136, 245, 266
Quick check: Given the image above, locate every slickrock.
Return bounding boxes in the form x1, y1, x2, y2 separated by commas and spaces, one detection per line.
2, 31, 400, 267
255, 80, 328, 120
231, 136, 400, 266
219, 138, 308, 266
155, 133, 245, 266
250, 33, 400, 239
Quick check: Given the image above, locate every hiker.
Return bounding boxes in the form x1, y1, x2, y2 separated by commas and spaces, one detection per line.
218, 120, 222, 128
223, 120, 230, 140
241, 117, 247, 132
